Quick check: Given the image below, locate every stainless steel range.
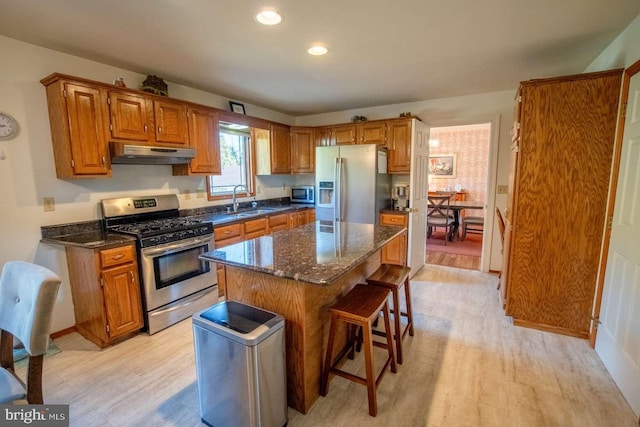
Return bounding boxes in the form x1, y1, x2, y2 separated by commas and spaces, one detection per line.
101, 194, 218, 334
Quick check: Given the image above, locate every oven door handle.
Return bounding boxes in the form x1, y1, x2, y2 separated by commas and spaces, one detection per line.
142, 238, 212, 257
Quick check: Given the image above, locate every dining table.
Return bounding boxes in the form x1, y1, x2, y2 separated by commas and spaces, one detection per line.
428, 198, 485, 241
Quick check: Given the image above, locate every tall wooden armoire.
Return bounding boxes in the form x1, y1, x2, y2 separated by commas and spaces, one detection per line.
502, 69, 623, 338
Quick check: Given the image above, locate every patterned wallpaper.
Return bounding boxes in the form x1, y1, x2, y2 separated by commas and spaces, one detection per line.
429, 124, 490, 202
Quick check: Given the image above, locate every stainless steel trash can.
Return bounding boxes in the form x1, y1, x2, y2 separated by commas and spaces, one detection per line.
193, 300, 287, 427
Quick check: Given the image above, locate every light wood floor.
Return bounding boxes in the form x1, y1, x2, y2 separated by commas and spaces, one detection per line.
426, 251, 481, 270
27, 265, 637, 426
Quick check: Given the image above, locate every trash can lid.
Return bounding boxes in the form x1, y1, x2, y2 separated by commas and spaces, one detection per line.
198, 300, 283, 333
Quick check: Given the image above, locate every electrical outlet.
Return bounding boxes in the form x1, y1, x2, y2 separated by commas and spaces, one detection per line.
196, 189, 204, 199
497, 185, 508, 194
184, 189, 191, 200
257, 185, 262, 194
43, 197, 55, 212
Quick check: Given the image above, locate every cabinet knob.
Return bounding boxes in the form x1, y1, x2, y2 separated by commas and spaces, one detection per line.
111, 254, 124, 260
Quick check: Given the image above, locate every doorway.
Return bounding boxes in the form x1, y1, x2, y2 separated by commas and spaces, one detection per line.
426, 123, 491, 271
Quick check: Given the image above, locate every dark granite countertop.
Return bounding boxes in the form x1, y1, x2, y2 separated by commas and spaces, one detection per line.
40, 203, 314, 249
190, 204, 308, 227
200, 221, 405, 285
41, 231, 135, 249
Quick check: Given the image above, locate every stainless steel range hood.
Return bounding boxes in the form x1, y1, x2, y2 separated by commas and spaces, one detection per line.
110, 142, 196, 165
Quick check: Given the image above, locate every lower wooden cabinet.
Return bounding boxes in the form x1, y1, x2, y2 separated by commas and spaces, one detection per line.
380, 212, 408, 266
65, 242, 143, 348
268, 213, 289, 234
244, 217, 268, 240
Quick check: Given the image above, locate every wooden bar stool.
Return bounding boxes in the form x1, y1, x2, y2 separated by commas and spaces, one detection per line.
320, 284, 397, 417
366, 264, 413, 364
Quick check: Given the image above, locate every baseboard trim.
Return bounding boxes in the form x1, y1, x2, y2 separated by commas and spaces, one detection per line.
50, 325, 76, 339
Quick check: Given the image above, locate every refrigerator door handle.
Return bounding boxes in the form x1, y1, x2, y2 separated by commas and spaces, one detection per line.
335, 157, 341, 221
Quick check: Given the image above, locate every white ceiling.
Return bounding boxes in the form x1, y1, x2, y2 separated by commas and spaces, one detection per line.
1, 0, 638, 116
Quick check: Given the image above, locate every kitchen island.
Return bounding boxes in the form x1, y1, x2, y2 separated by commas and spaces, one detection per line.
200, 221, 406, 414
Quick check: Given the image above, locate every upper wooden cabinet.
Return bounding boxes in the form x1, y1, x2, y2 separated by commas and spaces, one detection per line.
41, 77, 111, 178
315, 120, 387, 147
256, 124, 291, 174
331, 124, 357, 145
108, 91, 152, 141
502, 69, 623, 338
173, 106, 221, 176
271, 124, 291, 174
153, 99, 189, 144
357, 121, 386, 145
290, 127, 315, 173
387, 119, 412, 173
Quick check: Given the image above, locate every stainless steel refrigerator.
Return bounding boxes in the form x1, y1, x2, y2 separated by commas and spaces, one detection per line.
315, 144, 391, 224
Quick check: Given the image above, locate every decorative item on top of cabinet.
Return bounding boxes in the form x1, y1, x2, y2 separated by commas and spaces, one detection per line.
290, 127, 315, 173
502, 69, 623, 338
64, 242, 143, 348
172, 106, 221, 176
40, 76, 111, 178
387, 119, 412, 173
142, 74, 168, 97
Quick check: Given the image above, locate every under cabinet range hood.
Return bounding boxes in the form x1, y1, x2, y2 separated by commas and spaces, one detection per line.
109, 142, 196, 165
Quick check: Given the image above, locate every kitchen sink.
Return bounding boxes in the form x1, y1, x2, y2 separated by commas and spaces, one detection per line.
226, 207, 281, 217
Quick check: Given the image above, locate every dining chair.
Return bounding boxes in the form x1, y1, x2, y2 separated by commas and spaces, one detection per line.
0, 261, 61, 404
462, 216, 484, 240
427, 195, 455, 245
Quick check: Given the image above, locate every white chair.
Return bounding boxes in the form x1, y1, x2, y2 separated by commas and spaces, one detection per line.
0, 261, 61, 404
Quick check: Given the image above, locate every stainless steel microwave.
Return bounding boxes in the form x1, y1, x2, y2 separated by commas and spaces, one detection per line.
290, 185, 314, 204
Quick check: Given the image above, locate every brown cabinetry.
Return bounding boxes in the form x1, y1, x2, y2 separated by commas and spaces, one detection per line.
270, 124, 291, 174
290, 127, 315, 173
214, 223, 245, 298
289, 210, 308, 229
357, 121, 386, 145
153, 99, 189, 144
173, 106, 221, 175
387, 119, 412, 173
244, 217, 269, 240
108, 91, 152, 142
330, 124, 357, 145
316, 121, 387, 147
255, 125, 291, 175
268, 213, 289, 234
380, 212, 408, 265
502, 69, 623, 338
41, 73, 221, 179
42, 78, 111, 178
65, 242, 143, 347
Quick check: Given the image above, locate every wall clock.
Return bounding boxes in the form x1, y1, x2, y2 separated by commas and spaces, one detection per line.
0, 112, 18, 140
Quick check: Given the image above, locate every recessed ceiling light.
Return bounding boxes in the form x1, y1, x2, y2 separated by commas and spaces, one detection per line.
308, 45, 328, 56
255, 9, 282, 25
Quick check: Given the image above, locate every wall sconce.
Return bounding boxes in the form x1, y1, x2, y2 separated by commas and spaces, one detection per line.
429, 138, 440, 148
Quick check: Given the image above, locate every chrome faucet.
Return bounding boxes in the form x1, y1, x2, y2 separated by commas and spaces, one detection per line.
232, 184, 247, 212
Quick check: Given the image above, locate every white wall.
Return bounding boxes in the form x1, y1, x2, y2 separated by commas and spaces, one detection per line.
295, 91, 516, 273
0, 35, 297, 333
585, 14, 640, 72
